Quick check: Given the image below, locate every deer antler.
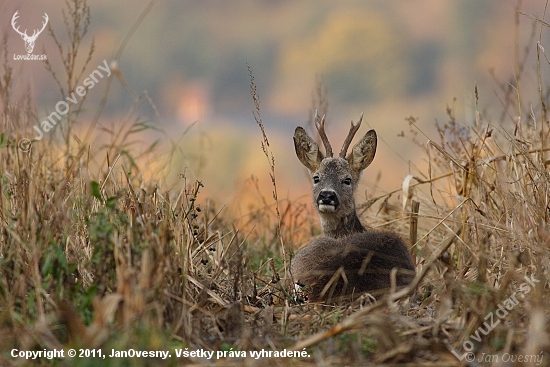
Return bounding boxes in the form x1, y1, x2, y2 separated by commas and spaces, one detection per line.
11, 12, 48, 39
314, 110, 333, 158
34, 13, 49, 38
11, 11, 27, 37
339, 113, 363, 158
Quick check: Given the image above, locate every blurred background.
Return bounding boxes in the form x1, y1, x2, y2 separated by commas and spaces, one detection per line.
2, 0, 548, 212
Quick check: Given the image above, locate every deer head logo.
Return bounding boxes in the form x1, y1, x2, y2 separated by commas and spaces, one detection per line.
11, 11, 49, 54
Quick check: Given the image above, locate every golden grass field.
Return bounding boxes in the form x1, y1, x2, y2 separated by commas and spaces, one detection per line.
1, 1, 550, 366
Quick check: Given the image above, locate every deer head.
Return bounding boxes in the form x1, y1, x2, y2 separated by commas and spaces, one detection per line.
12, 11, 49, 54
293, 113, 377, 237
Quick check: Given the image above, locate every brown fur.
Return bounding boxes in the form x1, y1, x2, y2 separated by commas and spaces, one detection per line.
291, 230, 415, 302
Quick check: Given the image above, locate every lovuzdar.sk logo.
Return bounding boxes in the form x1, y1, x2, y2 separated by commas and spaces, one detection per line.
11, 10, 48, 60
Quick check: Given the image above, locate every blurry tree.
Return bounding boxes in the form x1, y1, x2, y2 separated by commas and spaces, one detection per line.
273, 9, 411, 111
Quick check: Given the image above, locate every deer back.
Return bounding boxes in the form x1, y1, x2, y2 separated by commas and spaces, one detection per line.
291, 231, 415, 302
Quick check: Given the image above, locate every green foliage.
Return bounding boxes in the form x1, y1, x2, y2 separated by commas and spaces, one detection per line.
91, 181, 102, 201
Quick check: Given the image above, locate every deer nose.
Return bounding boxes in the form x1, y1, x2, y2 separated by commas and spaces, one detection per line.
317, 190, 339, 207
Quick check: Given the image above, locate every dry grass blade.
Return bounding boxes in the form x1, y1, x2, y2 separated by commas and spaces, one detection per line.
247, 65, 289, 275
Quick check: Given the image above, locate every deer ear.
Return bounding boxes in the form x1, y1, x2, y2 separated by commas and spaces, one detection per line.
294, 127, 324, 172
347, 129, 377, 174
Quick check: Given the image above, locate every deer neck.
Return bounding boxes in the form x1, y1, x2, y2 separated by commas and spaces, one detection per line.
319, 210, 365, 238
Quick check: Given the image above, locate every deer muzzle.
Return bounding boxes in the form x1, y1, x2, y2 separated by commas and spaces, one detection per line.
317, 190, 339, 213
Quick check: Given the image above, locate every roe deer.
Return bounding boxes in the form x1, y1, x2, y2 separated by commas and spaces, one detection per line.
291, 113, 415, 302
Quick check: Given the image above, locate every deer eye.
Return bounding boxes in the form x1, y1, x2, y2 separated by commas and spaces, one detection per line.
343, 178, 352, 185
313, 176, 320, 184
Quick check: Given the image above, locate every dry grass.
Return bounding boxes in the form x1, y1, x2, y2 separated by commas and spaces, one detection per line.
1, 1, 550, 366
